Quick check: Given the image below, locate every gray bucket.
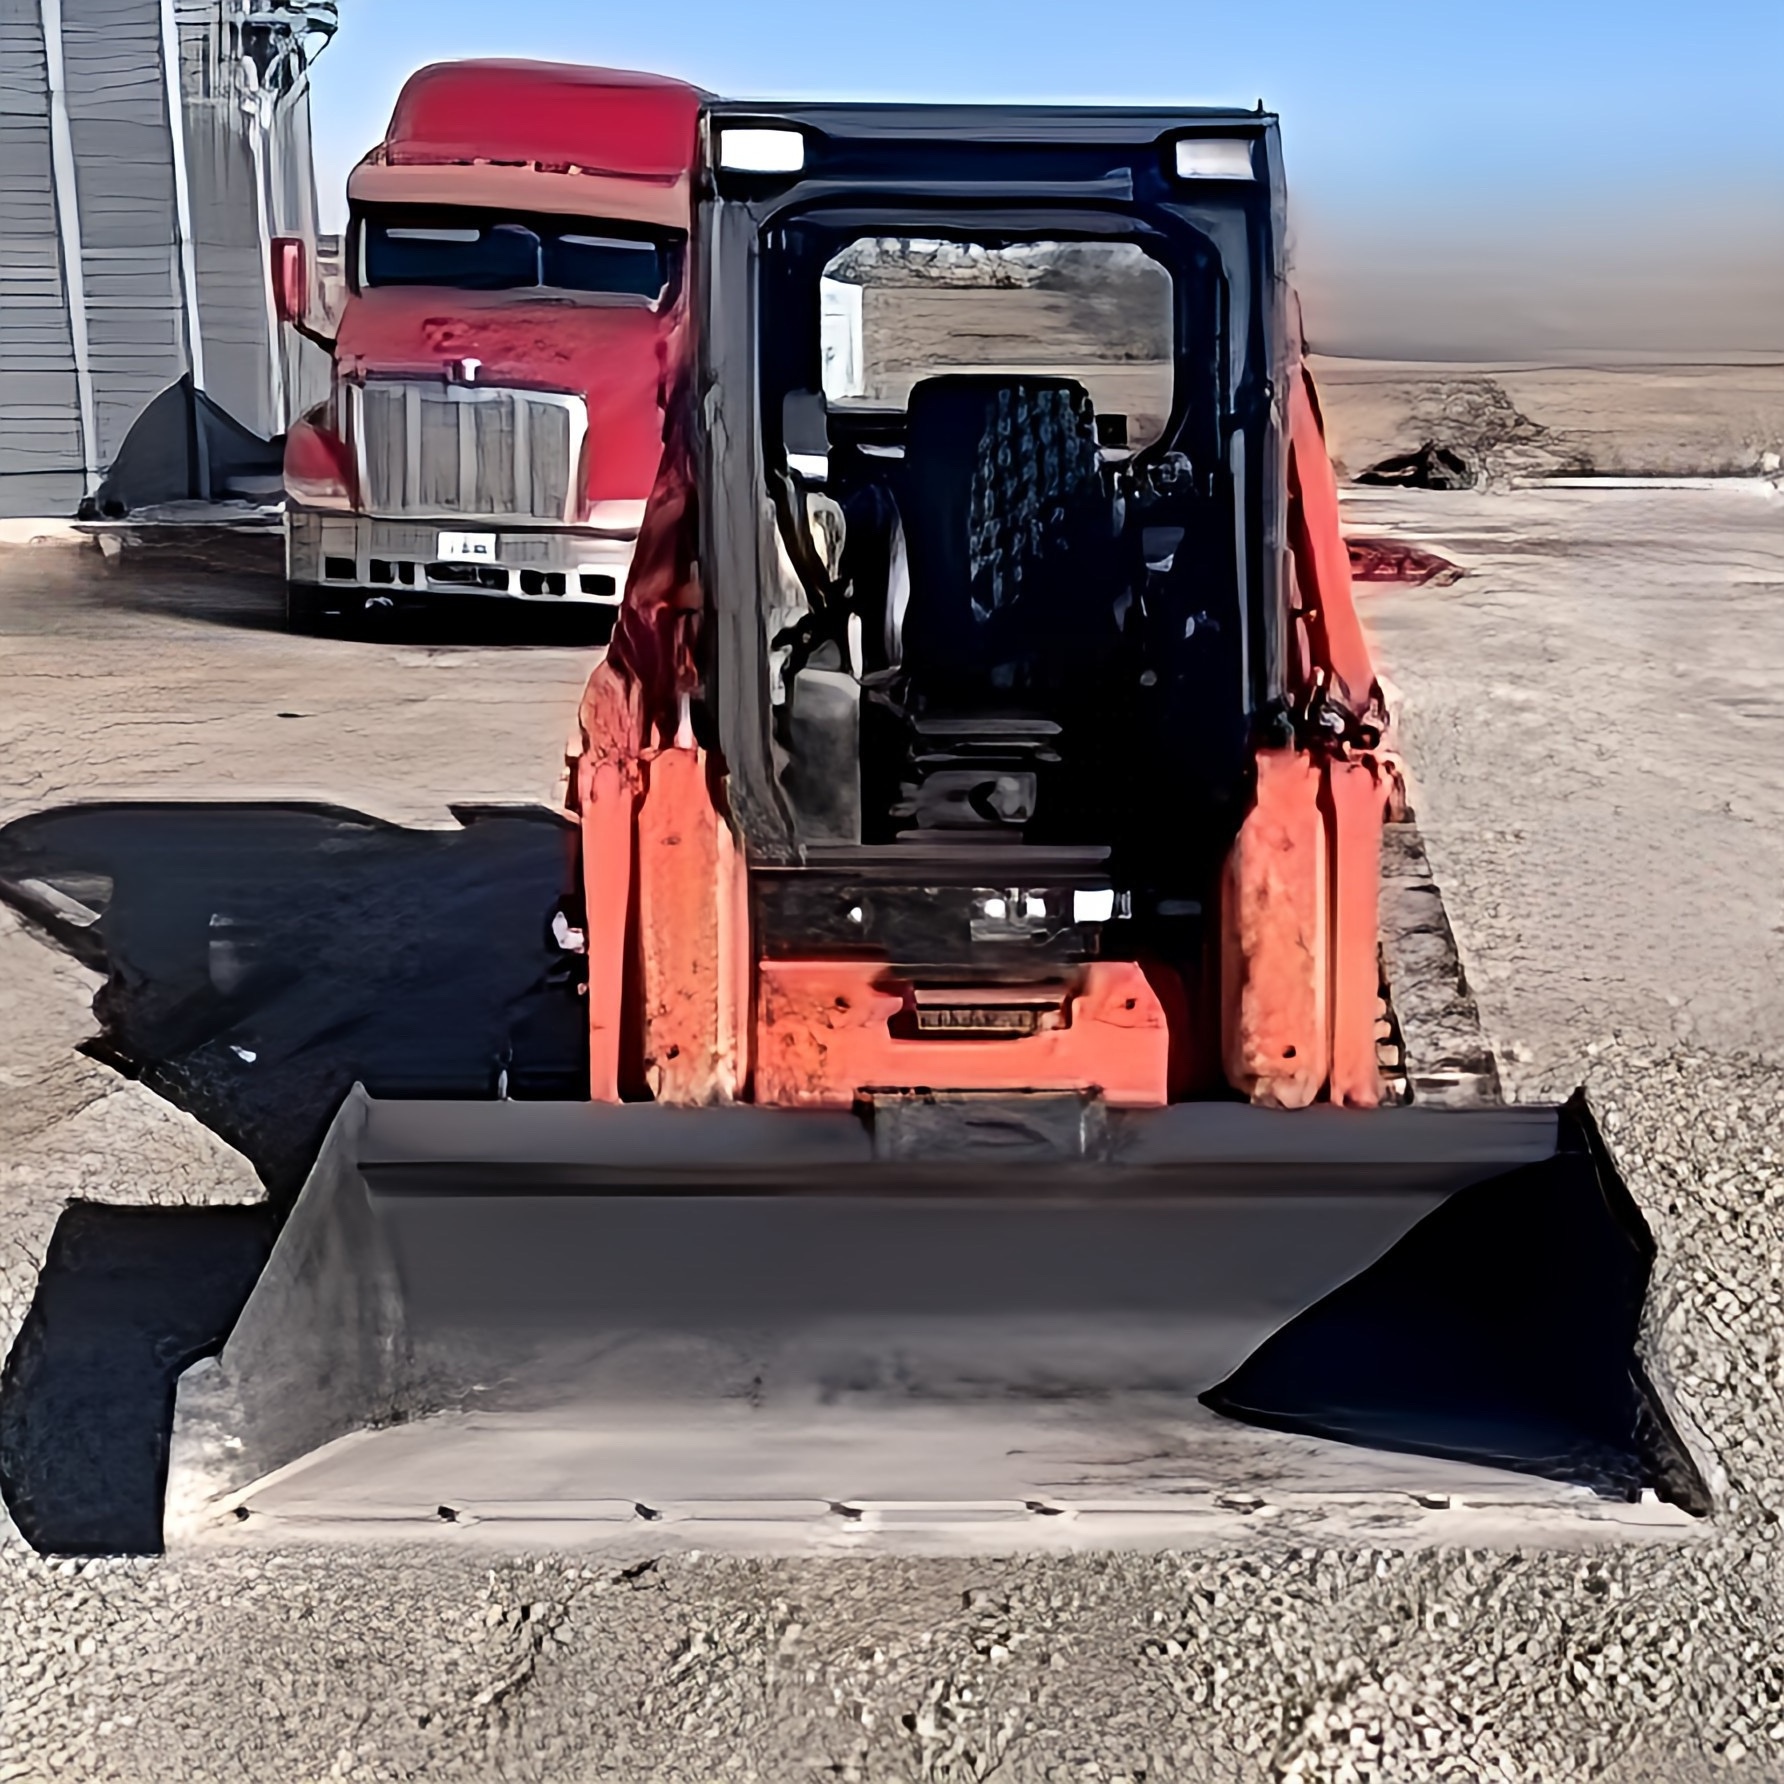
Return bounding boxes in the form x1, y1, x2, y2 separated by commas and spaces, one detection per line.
166, 1089, 1707, 1547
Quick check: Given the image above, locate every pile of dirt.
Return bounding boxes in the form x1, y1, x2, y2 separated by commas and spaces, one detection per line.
1316, 357, 1784, 482
1356, 443, 1478, 490
828, 239, 1147, 291
837, 240, 1176, 380
1357, 377, 1597, 486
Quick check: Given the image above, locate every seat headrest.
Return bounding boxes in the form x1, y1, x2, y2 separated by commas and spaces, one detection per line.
904, 375, 1097, 457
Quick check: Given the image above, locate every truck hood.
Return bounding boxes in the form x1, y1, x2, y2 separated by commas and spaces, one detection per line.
334, 288, 672, 506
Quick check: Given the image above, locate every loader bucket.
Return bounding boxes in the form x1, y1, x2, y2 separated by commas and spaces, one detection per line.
168, 1090, 1708, 1548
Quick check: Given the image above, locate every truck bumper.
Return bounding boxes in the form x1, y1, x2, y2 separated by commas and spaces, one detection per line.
286, 510, 634, 605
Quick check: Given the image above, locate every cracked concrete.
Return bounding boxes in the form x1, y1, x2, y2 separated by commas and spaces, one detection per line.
0, 532, 595, 829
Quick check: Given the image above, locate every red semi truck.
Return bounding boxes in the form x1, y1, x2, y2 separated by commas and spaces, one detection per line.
274, 61, 704, 632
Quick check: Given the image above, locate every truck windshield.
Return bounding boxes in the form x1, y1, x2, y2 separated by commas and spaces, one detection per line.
359, 209, 676, 301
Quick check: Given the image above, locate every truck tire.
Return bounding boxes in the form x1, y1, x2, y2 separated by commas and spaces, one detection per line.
579, 605, 619, 647
286, 583, 346, 634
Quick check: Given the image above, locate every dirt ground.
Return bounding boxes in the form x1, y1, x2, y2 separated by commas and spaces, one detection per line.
3, 387, 1784, 1777
1310, 356, 1784, 483
1348, 481, 1784, 1089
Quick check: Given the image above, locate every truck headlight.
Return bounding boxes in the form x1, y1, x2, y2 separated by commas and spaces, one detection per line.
283, 417, 354, 511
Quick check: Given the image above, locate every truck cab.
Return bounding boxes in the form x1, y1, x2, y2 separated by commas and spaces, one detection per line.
280, 61, 704, 631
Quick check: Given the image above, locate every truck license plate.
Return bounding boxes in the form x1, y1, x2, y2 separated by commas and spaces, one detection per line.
436, 531, 497, 562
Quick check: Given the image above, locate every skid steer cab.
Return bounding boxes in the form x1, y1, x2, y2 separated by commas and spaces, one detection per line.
166, 102, 1707, 1551
577, 105, 1390, 1112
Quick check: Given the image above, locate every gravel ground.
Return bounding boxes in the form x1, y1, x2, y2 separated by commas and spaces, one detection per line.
1350, 485, 1784, 1091
3, 478, 1784, 1779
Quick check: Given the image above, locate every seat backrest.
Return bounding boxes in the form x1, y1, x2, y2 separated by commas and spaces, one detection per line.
896, 375, 1119, 692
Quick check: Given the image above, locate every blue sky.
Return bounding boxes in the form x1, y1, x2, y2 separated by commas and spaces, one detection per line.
307, 0, 1784, 358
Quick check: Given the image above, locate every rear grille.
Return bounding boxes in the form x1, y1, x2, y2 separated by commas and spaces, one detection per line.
351, 381, 584, 522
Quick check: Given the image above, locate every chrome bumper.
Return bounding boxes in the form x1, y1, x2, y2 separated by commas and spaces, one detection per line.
287, 510, 634, 604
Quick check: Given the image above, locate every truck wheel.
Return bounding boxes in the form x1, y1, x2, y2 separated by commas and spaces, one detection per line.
578, 605, 619, 647
286, 584, 347, 634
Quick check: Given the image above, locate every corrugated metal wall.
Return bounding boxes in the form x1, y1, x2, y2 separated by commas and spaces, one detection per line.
185, 96, 277, 434
0, 0, 329, 517
0, 0, 88, 514
63, 0, 189, 471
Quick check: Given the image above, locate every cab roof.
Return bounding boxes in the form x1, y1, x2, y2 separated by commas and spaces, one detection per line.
379, 60, 707, 179
348, 60, 707, 228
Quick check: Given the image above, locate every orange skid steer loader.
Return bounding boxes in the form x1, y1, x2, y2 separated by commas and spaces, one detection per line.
170, 103, 1706, 1546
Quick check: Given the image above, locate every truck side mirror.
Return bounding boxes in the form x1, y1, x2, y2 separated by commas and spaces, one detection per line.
271, 236, 307, 326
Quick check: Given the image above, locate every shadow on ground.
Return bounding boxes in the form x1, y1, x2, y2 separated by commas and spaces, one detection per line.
2, 1206, 277, 1554
1, 530, 617, 646
0, 799, 586, 1552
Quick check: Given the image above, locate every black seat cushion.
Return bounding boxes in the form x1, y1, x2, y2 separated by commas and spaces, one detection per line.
897, 375, 1120, 693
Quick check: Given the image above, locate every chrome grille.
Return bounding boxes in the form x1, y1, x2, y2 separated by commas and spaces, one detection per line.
351, 381, 584, 522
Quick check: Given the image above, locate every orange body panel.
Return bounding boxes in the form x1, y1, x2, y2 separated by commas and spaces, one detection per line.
1216, 747, 1388, 1113
581, 758, 636, 1102
1325, 757, 1388, 1109
1221, 749, 1330, 1109
635, 743, 743, 1103
1287, 369, 1378, 717
1226, 365, 1389, 1110
574, 658, 644, 1103
569, 335, 710, 1103
755, 961, 1170, 1110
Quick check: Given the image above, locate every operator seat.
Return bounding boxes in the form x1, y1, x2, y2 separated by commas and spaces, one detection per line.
896, 374, 1122, 695
868, 374, 1127, 841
